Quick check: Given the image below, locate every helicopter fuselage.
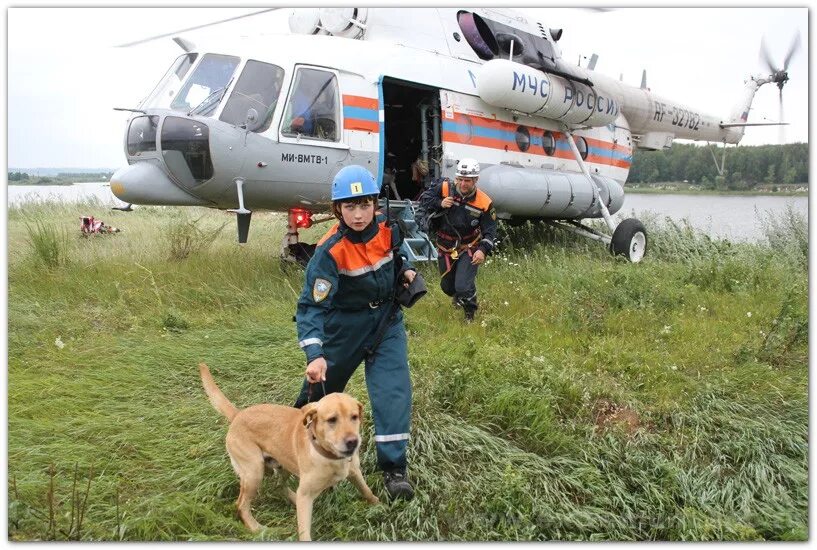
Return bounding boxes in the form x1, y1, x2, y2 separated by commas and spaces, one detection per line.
111, 8, 751, 224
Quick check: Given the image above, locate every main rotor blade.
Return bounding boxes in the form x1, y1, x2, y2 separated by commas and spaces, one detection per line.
782, 32, 801, 70
759, 36, 779, 74
115, 8, 281, 48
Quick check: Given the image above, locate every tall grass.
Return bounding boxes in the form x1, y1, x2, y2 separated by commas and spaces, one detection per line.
8, 203, 807, 540
24, 218, 71, 268
165, 213, 228, 261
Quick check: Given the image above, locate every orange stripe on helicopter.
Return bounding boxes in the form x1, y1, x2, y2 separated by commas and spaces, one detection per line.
342, 95, 380, 133
442, 112, 632, 169
344, 119, 380, 132
343, 95, 379, 110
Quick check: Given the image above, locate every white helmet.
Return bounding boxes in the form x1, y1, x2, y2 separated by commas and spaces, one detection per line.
455, 158, 480, 178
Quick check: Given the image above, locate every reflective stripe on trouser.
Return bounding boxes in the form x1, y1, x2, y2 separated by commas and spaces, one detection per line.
294, 308, 411, 471
438, 252, 479, 313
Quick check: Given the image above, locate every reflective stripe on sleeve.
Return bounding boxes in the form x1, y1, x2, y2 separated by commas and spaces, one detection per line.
299, 338, 323, 348
374, 433, 410, 443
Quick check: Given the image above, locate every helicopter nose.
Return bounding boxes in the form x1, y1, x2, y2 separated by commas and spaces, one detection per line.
110, 162, 209, 206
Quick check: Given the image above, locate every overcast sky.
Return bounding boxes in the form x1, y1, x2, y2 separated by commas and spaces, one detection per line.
6, 5, 808, 170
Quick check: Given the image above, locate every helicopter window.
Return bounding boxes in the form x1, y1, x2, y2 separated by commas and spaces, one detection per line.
220, 60, 285, 133
575, 136, 589, 160
170, 53, 240, 115
457, 11, 498, 61
515, 126, 531, 152
161, 117, 213, 184
141, 53, 198, 108
282, 68, 339, 142
127, 115, 160, 156
542, 131, 556, 156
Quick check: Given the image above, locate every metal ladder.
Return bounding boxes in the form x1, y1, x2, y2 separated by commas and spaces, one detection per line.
382, 199, 438, 262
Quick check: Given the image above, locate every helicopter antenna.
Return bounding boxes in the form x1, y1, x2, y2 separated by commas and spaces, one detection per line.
115, 8, 281, 47
172, 37, 196, 53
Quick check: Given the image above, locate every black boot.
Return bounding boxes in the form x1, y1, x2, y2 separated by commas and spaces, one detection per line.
383, 468, 414, 501
464, 308, 475, 323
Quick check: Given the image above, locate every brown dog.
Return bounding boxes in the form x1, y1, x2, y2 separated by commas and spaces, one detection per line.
198, 363, 379, 541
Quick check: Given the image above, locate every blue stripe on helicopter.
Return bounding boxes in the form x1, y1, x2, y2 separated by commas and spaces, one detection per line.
445, 121, 632, 162
342, 106, 379, 121
553, 140, 632, 162
442, 121, 516, 142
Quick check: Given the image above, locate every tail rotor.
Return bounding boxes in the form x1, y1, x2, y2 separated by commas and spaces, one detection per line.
759, 32, 801, 143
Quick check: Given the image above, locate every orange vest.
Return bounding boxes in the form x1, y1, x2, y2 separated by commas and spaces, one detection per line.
441, 180, 492, 212
318, 220, 394, 277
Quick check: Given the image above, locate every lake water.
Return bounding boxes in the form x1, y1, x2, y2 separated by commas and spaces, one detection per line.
7, 183, 808, 242
619, 193, 808, 242
8, 182, 130, 208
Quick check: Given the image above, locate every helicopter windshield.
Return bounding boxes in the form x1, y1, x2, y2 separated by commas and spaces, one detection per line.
140, 53, 198, 109
219, 60, 285, 133
170, 53, 240, 115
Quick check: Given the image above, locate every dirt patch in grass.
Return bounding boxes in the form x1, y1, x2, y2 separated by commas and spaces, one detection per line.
592, 399, 643, 436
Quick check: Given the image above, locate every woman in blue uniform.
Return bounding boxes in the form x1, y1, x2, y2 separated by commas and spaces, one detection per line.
293, 165, 416, 500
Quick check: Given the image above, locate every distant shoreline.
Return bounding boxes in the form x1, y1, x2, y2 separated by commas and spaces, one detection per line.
626, 185, 807, 197
8, 177, 109, 186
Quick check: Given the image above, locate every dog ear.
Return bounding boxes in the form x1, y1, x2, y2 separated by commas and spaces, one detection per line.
356, 400, 364, 421
302, 403, 318, 427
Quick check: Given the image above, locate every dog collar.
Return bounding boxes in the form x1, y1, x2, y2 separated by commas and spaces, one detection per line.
307, 424, 351, 461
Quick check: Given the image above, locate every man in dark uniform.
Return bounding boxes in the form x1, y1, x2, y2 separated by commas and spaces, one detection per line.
419, 158, 497, 322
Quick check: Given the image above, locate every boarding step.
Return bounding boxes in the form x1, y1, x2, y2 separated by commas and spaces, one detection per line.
380, 199, 437, 262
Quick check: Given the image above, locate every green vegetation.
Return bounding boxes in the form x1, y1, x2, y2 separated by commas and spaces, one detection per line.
8, 172, 114, 185
626, 182, 807, 196
8, 202, 807, 541
629, 143, 808, 191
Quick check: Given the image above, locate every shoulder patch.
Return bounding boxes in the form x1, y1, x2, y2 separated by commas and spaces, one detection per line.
312, 278, 332, 303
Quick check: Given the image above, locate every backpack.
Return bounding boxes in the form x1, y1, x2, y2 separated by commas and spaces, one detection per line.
417, 177, 448, 233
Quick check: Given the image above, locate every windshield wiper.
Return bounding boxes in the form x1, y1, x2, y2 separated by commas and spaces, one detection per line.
188, 77, 234, 116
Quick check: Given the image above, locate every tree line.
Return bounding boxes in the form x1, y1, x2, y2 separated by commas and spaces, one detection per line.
8, 172, 31, 181
7, 172, 113, 184
628, 142, 808, 190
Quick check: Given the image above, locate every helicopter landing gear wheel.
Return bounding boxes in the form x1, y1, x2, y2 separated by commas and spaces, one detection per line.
610, 218, 647, 263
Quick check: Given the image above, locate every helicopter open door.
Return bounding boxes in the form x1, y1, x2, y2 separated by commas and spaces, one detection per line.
381, 78, 443, 200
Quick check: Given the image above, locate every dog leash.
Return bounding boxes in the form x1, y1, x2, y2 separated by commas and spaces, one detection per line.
306, 379, 327, 403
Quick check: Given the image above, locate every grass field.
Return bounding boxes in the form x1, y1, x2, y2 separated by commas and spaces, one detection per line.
7, 200, 808, 541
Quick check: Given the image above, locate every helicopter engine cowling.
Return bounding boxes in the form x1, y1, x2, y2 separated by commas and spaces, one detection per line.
477, 59, 620, 128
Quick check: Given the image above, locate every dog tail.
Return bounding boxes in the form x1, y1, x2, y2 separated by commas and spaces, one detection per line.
199, 363, 239, 422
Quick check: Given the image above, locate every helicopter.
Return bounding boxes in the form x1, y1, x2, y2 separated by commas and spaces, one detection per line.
110, 7, 799, 264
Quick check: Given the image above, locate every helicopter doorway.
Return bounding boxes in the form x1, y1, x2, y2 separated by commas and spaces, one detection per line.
381, 78, 442, 200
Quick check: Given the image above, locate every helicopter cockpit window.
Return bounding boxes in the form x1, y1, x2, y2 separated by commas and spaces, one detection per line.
140, 53, 198, 109
281, 68, 339, 142
170, 53, 240, 115
220, 60, 285, 133
127, 115, 160, 156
